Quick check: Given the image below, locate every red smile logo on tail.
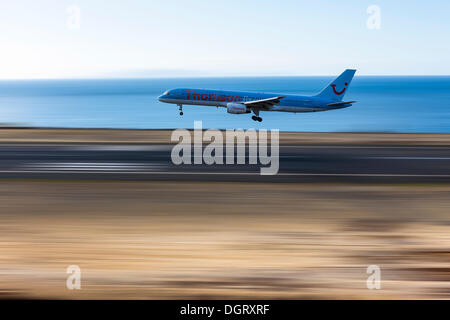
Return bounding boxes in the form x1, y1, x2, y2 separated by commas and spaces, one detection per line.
331, 82, 348, 95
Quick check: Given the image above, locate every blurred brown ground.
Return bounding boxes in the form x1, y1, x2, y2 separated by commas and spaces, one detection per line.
0, 128, 450, 145
0, 180, 449, 299
0, 129, 449, 299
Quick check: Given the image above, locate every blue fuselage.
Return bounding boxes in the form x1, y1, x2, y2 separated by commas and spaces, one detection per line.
158, 88, 351, 113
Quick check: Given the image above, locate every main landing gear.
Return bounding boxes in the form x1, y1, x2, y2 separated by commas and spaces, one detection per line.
251, 110, 262, 122
178, 104, 183, 116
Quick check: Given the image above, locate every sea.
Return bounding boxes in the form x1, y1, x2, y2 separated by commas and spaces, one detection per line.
0, 76, 449, 132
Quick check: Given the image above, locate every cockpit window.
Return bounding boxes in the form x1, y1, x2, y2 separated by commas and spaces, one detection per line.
163, 91, 170, 95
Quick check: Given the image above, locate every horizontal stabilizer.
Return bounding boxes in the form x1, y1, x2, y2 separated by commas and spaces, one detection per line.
327, 100, 356, 106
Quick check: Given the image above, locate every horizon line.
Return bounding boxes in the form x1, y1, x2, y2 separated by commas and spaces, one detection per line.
1, 74, 450, 81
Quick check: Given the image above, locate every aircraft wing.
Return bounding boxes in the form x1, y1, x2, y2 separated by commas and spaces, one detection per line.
243, 96, 285, 109
327, 100, 356, 106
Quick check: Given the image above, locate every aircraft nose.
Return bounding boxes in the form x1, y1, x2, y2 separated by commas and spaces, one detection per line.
158, 91, 170, 102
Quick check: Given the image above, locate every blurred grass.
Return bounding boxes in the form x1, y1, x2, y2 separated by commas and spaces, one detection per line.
0, 180, 449, 299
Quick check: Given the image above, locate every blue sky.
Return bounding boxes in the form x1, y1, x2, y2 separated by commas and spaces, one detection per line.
1, 0, 449, 78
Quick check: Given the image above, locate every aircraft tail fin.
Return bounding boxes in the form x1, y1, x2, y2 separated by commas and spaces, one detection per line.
315, 69, 356, 101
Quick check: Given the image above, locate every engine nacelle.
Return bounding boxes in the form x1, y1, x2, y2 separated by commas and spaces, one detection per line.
227, 103, 249, 114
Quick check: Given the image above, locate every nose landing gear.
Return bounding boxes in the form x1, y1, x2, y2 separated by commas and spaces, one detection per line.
178, 104, 183, 116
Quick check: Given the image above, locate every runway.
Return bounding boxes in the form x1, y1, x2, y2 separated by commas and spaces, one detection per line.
0, 143, 449, 183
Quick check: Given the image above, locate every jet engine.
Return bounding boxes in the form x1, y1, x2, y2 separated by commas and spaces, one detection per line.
227, 103, 249, 114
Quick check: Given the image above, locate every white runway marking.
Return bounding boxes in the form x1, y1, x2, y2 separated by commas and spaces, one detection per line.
64, 145, 172, 151
273, 156, 450, 160
363, 157, 450, 160
19, 162, 166, 171
286, 145, 450, 150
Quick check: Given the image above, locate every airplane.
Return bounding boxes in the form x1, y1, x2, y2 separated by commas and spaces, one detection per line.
158, 69, 356, 122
